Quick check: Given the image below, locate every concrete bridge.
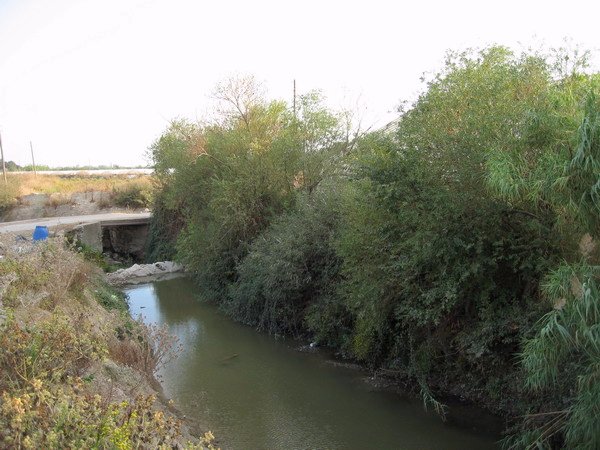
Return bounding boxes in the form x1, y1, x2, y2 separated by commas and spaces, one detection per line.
0, 212, 152, 260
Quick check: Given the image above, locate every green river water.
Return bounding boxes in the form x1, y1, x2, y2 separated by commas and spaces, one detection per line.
125, 277, 500, 450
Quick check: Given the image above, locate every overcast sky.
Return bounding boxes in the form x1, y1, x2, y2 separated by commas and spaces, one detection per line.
0, 0, 598, 167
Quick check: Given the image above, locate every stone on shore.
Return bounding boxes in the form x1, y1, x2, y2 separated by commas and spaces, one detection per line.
106, 261, 184, 285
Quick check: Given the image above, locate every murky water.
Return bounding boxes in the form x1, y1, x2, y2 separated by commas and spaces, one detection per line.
125, 277, 499, 450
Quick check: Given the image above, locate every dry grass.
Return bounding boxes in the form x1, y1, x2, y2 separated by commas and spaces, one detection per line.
0, 237, 95, 310
11, 173, 154, 196
96, 195, 113, 209
45, 193, 76, 209
0, 173, 154, 215
0, 237, 216, 449
0, 178, 21, 211
109, 322, 182, 377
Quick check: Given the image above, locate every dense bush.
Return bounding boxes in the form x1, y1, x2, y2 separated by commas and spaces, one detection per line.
226, 186, 344, 336
336, 135, 556, 363
149, 50, 600, 448
148, 82, 348, 301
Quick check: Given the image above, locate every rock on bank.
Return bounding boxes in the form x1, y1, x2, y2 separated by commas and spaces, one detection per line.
106, 261, 184, 285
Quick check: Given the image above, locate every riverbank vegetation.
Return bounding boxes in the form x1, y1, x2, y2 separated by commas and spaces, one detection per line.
0, 237, 216, 448
148, 47, 600, 448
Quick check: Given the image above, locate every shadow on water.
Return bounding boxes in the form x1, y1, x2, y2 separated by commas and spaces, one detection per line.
125, 277, 501, 450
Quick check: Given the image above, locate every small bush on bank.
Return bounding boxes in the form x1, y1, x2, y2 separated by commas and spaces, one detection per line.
0, 239, 94, 309
0, 176, 20, 213
94, 282, 129, 312
112, 181, 153, 209
45, 193, 75, 209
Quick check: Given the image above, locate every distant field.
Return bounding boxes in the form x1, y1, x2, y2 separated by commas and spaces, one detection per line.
0, 172, 154, 217
6, 172, 153, 195
11, 168, 153, 176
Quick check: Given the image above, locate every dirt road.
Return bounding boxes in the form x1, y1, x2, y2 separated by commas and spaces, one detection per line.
0, 212, 152, 234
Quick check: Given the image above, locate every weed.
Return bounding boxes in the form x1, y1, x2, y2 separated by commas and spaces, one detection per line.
94, 283, 129, 312
96, 195, 113, 209
45, 193, 75, 208
0, 176, 20, 213
0, 379, 217, 449
0, 238, 94, 309
109, 321, 182, 377
0, 234, 217, 448
112, 182, 153, 208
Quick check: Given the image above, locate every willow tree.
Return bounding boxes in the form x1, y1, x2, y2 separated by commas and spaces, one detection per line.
487, 55, 600, 448
148, 76, 349, 302
332, 48, 561, 419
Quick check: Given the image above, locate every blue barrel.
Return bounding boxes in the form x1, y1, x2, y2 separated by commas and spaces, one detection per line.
32, 225, 49, 241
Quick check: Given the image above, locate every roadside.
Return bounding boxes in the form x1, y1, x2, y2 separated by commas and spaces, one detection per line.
0, 212, 152, 234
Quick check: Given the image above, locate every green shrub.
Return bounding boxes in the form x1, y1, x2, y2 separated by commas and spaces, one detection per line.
145, 191, 184, 262
112, 182, 152, 208
336, 134, 556, 375
94, 282, 129, 312
226, 186, 345, 337
147, 56, 600, 446
0, 177, 20, 213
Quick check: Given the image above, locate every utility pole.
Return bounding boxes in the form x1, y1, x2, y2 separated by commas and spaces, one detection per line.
0, 130, 6, 185
30, 141, 37, 175
293, 79, 297, 119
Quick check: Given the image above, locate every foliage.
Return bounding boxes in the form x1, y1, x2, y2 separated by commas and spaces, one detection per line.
503, 267, 600, 449
226, 186, 345, 337
148, 80, 348, 303
1, 160, 21, 171
498, 84, 600, 449
145, 190, 183, 262
336, 132, 555, 379
0, 382, 216, 449
0, 237, 217, 449
149, 51, 600, 448
111, 180, 153, 209
0, 176, 20, 213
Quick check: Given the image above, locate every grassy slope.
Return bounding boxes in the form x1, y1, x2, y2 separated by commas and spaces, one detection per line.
0, 236, 216, 449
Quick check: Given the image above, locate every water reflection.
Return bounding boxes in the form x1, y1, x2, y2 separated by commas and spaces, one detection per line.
126, 277, 498, 450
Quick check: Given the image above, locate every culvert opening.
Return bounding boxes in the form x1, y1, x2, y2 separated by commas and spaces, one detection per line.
102, 224, 149, 263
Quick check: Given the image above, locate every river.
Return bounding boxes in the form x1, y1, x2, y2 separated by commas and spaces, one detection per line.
125, 277, 499, 450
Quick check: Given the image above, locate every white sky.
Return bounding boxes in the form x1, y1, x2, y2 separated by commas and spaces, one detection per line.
0, 0, 598, 167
